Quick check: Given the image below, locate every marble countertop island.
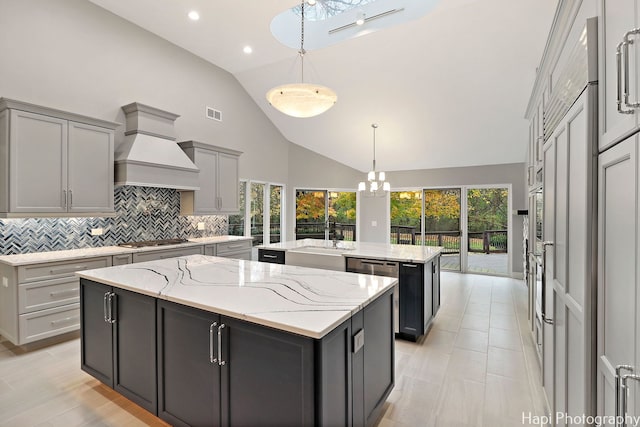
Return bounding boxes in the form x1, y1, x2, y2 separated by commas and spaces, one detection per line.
77, 254, 397, 339
258, 238, 443, 263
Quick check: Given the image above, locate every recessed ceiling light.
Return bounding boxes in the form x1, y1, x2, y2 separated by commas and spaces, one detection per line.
307, 0, 317, 5
355, 11, 366, 26
188, 10, 200, 21
243, 46, 253, 54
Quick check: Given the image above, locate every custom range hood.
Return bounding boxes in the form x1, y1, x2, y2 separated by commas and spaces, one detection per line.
114, 102, 200, 190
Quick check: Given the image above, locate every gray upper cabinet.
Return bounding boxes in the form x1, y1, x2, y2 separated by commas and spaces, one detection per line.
178, 141, 242, 215
0, 99, 119, 217
598, 0, 639, 151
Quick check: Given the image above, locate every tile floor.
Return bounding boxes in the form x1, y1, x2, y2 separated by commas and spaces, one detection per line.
0, 272, 548, 426
378, 272, 548, 427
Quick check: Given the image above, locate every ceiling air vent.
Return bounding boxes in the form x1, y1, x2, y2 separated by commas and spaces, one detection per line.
206, 106, 222, 122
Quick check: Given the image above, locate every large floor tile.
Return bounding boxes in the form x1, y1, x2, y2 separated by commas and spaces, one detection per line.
454, 328, 489, 353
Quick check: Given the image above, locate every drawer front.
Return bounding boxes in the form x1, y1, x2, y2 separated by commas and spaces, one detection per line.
19, 277, 79, 314
112, 253, 132, 266
204, 245, 216, 256
258, 249, 285, 264
132, 245, 203, 263
216, 240, 252, 256
18, 303, 80, 344
18, 257, 112, 283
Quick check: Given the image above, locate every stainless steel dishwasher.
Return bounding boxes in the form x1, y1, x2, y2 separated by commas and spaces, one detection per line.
346, 257, 400, 333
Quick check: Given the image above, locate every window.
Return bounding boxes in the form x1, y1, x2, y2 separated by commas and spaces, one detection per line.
295, 189, 357, 241
228, 181, 246, 236
233, 180, 285, 246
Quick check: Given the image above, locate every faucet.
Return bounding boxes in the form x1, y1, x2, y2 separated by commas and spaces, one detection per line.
326, 220, 340, 248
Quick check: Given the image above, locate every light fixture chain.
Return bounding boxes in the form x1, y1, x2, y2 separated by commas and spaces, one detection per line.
300, 1, 306, 83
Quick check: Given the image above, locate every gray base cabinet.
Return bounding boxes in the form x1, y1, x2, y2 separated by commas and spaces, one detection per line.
80, 280, 157, 414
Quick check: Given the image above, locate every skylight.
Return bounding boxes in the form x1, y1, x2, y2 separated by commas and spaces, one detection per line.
293, 0, 377, 21
271, 0, 440, 50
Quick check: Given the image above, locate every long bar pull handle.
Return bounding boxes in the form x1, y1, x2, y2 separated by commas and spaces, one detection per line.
209, 322, 218, 364
62, 190, 67, 209
262, 254, 278, 259
69, 190, 73, 208
218, 324, 226, 366
108, 292, 116, 324
618, 40, 634, 114
624, 29, 640, 109
541, 241, 554, 325
621, 374, 640, 427
617, 365, 635, 427
103, 292, 109, 323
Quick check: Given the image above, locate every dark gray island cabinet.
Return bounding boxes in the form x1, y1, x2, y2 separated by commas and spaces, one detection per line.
78, 255, 396, 427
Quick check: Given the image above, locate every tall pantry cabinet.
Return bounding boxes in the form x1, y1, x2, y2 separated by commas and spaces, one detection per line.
596, 0, 640, 421
530, 0, 640, 424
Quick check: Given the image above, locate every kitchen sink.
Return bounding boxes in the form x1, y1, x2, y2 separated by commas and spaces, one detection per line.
290, 245, 354, 256
286, 245, 353, 271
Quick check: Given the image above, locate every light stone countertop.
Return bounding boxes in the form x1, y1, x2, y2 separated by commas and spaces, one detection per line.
258, 239, 443, 264
0, 236, 254, 266
78, 254, 397, 339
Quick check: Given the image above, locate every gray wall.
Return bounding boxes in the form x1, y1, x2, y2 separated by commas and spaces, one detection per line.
0, 0, 290, 184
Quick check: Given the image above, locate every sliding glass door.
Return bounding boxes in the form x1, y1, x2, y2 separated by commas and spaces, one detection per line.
423, 188, 462, 271
466, 187, 509, 275
390, 186, 510, 275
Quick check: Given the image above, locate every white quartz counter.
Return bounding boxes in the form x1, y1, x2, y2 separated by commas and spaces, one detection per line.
0, 236, 253, 266
258, 239, 442, 263
77, 254, 396, 339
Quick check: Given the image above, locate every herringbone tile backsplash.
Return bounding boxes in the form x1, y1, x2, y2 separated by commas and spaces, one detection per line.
0, 186, 228, 255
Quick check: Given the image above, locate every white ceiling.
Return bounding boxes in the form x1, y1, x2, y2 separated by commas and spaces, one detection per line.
89, 0, 557, 173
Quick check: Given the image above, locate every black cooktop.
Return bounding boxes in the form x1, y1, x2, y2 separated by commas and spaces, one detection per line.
118, 238, 189, 248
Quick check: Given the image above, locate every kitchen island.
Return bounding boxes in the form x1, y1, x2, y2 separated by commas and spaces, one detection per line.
77, 254, 396, 427
258, 239, 442, 341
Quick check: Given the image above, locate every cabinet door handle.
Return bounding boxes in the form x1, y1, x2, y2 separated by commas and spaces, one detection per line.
62, 189, 67, 209
616, 365, 634, 425
50, 288, 78, 298
108, 292, 116, 324
617, 40, 634, 114
50, 316, 79, 326
621, 374, 640, 427
262, 254, 278, 259
103, 292, 109, 323
49, 265, 88, 275
218, 324, 226, 366
69, 190, 73, 208
209, 322, 218, 364
541, 241, 554, 325
402, 263, 418, 268
624, 29, 640, 109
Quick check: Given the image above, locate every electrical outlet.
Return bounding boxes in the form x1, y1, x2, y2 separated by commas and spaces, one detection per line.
91, 228, 103, 236
197, 222, 205, 231
2, 277, 8, 288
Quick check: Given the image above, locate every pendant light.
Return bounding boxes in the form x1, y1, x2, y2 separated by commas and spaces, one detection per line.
358, 124, 390, 196
266, 1, 337, 118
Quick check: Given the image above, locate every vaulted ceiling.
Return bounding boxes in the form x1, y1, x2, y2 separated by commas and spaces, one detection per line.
89, 0, 557, 172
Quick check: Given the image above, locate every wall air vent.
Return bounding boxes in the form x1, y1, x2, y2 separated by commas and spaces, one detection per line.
206, 106, 222, 122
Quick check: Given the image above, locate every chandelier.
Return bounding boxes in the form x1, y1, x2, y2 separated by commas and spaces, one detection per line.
266, 1, 337, 118
358, 124, 390, 196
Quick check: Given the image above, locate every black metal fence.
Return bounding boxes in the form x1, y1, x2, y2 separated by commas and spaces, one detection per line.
390, 226, 507, 254
295, 222, 356, 241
